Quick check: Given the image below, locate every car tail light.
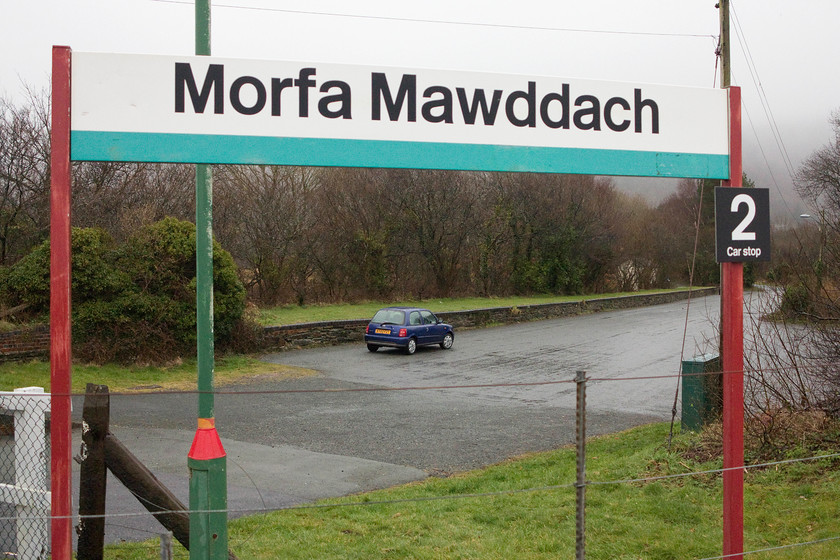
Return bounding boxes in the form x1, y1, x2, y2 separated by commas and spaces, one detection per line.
366, 325, 370, 334
398, 328, 407, 337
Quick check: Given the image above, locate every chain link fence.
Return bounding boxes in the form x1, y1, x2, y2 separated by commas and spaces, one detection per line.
0, 388, 50, 560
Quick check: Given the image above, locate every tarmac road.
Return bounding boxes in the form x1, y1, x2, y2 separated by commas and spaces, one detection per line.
70, 292, 734, 544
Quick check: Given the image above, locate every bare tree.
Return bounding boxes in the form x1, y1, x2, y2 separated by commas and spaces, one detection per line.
472, 173, 515, 296
384, 169, 481, 297
72, 162, 195, 242
0, 92, 51, 264
793, 110, 840, 314
727, 110, 840, 458
612, 192, 660, 291
313, 168, 398, 300
214, 165, 319, 304
796, 111, 840, 227
788, 110, 840, 414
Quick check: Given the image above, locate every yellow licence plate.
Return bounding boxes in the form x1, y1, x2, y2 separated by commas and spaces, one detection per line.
375, 328, 391, 334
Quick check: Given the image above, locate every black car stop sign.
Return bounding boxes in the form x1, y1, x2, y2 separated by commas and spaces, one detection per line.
714, 187, 771, 263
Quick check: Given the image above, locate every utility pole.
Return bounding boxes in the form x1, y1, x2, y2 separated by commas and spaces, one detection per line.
718, 1, 744, 559
719, 0, 730, 88
189, 2, 229, 559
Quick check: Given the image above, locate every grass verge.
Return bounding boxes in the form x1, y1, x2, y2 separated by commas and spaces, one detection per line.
258, 289, 696, 326
0, 355, 314, 393
107, 423, 840, 559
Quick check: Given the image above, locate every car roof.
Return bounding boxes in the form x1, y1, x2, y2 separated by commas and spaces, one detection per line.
376, 306, 432, 313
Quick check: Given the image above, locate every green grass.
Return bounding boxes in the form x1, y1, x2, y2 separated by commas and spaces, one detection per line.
107, 423, 840, 559
0, 355, 314, 393
258, 289, 694, 326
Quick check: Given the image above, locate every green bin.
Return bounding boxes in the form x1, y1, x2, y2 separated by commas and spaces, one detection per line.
681, 354, 722, 431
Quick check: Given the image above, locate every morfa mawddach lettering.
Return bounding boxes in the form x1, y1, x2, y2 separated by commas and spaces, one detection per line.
175, 63, 660, 134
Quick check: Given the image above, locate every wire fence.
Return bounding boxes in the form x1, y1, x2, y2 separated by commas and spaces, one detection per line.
3, 362, 838, 559
30, 364, 804, 398
0, 388, 50, 560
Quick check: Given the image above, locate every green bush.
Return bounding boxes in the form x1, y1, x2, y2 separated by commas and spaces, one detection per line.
0, 227, 126, 314
780, 283, 813, 317
115, 218, 246, 346
0, 239, 51, 311
0, 218, 245, 364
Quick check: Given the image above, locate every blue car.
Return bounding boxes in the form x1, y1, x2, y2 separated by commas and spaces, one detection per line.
364, 307, 454, 354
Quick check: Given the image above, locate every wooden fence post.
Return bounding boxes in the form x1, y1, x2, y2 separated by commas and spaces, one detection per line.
77, 384, 110, 560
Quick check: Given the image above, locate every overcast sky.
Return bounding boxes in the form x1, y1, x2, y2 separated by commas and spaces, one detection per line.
2, 0, 838, 220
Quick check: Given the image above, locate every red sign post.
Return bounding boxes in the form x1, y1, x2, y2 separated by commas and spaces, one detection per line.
720, 86, 744, 560
50, 44, 74, 560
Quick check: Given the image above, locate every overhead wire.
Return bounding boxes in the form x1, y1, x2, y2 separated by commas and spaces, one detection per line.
729, 0, 800, 219
148, 0, 715, 40
737, 76, 799, 218
143, 0, 798, 217
731, 0, 797, 180
144, 0, 800, 218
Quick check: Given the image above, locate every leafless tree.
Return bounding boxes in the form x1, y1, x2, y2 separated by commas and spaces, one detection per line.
72, 162, 195, 240
796, 111, 840, 227
384, 169, 481, 297
612, 192, 661, 291
0, 91, 51, 264
214, 165, 320, 304
728, 110, 840, 457
313, 168, 398, 300
788, 110, 840, 415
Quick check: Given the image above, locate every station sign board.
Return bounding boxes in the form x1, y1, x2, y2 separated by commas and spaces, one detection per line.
715, 187, 771, 262
70, 52, 730, 178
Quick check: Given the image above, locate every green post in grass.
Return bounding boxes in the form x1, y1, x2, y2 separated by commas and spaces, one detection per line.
189, 424, 228, 559
190, 1, 228, 558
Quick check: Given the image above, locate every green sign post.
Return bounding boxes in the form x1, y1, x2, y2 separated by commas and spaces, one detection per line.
188, 1, 229, 559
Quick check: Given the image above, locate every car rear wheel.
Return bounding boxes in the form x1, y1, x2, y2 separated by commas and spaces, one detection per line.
440, 332, 454, 350
405, 338, 417, 355
367, 344, 379, 352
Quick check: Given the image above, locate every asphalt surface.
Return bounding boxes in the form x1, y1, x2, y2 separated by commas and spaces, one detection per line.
69, 292, 733, 544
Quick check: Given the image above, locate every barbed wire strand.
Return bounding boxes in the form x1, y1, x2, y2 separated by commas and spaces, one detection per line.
586, 452, 840, 487
696, 535, 840, 560
102, 520, 161, 536
33, 361, 825, 400
8, 450, 836, 557
12, 451, 839, 524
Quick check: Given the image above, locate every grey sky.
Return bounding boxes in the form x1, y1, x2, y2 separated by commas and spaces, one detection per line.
2, 0, 837, 219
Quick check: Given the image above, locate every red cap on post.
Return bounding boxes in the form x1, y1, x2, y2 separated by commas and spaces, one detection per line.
188, 418, 226, 460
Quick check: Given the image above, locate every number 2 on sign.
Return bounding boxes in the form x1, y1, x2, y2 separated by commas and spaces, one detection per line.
731, 193, 756, 241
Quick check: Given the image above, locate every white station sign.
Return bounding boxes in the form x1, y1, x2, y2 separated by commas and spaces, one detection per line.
70, 52, 730, 177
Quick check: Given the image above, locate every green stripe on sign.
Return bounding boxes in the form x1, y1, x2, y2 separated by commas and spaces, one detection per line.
70, 130, 730, 179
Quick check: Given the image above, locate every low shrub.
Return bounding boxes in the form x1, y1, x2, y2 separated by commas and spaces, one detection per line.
780, 283, 813, 317
0, 218, 245, 364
